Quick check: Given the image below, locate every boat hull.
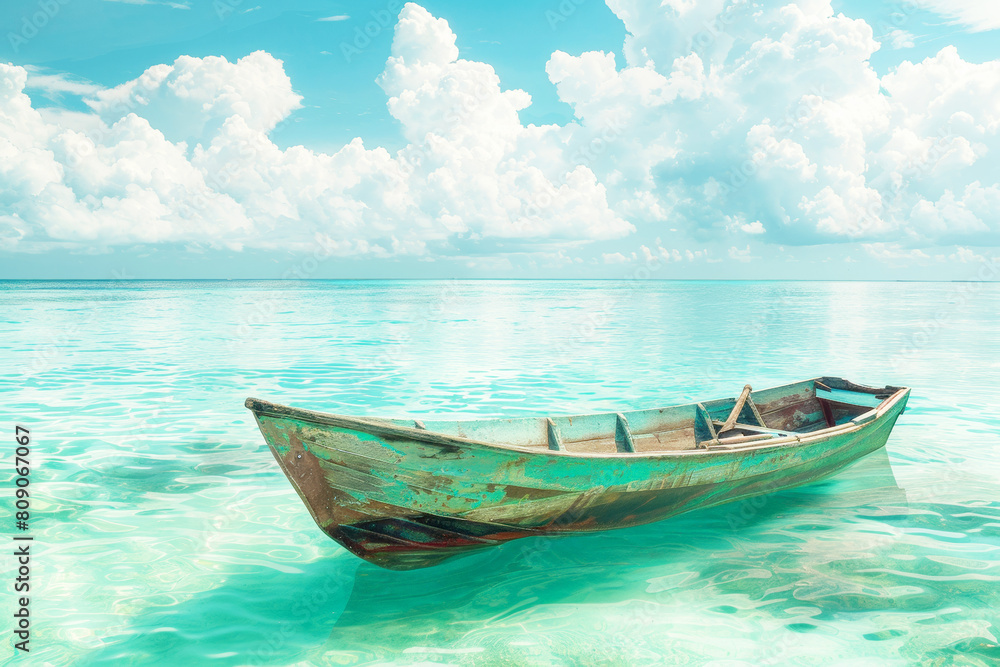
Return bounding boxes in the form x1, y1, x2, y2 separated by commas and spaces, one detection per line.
248, 387, 909, 570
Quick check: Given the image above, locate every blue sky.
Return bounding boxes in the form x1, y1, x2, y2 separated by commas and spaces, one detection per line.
1, 0, 999, 279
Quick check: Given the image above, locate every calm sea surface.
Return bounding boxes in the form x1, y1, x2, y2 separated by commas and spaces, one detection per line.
1, 280, 999, 666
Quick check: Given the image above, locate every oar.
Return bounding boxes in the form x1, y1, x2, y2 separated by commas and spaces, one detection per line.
717, 384, 753, 439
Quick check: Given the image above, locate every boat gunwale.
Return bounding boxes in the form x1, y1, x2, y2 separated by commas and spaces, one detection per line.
245, 379, 910, 460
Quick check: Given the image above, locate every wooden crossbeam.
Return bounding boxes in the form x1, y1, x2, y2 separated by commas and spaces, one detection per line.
719, 384, 753, 433
546, 418, 565, 451
696, 403, 716, 449
746, 396, 766, 427
615, 413, 636, 453
711, 433, 774, 446
818, 398, 836, 427
712, 421, 795, 437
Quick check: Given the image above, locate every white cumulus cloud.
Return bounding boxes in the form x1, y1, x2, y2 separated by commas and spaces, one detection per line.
543, 0, 1000, 247
85, 51, 302, 145
0, 5, 631, 255
2, 0, 1000, 262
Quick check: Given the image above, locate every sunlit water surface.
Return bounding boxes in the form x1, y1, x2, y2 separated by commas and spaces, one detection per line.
1, 280, 999, 666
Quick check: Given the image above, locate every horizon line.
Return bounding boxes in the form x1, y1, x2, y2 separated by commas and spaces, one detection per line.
2, 278, 998, 283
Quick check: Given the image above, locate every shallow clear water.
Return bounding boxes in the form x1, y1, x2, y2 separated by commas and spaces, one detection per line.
2, 280, 999, 666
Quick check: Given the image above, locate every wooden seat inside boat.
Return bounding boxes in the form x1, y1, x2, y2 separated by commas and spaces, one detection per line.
394, 377, 900, 455
550, 383, 805, 453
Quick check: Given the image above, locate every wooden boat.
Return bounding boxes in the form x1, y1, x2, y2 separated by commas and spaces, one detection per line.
246, 377, 909, 570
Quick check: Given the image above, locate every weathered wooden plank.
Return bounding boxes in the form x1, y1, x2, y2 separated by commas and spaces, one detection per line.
819, 398, 836, 427
746, 396, 766, 427
712, 421, 797, 437
760, 400, 826, 432
550, 413, 615, 444
632, 428, 696, 452
852, 409, 877, 425
618, 404, 697, 436
709, 432, 775, 447
695, 403, 716, 449
433, 416, 549, 447
820, 377, 901, 396
615, 413, 636, 453
720, 385, 753, 433
752, 381, 816, 416
816, 387, 884, 408
546, 418, 565, 451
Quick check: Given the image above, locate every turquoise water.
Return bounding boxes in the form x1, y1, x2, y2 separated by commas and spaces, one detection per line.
2, 280, 999, 666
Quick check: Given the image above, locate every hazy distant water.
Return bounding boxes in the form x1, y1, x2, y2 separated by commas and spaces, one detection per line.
1, 280, 999, 666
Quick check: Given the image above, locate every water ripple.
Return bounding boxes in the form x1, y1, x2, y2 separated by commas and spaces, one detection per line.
2, 280, 999, 666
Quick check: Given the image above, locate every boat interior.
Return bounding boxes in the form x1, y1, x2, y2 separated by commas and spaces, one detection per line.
389, 377, 905, 454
